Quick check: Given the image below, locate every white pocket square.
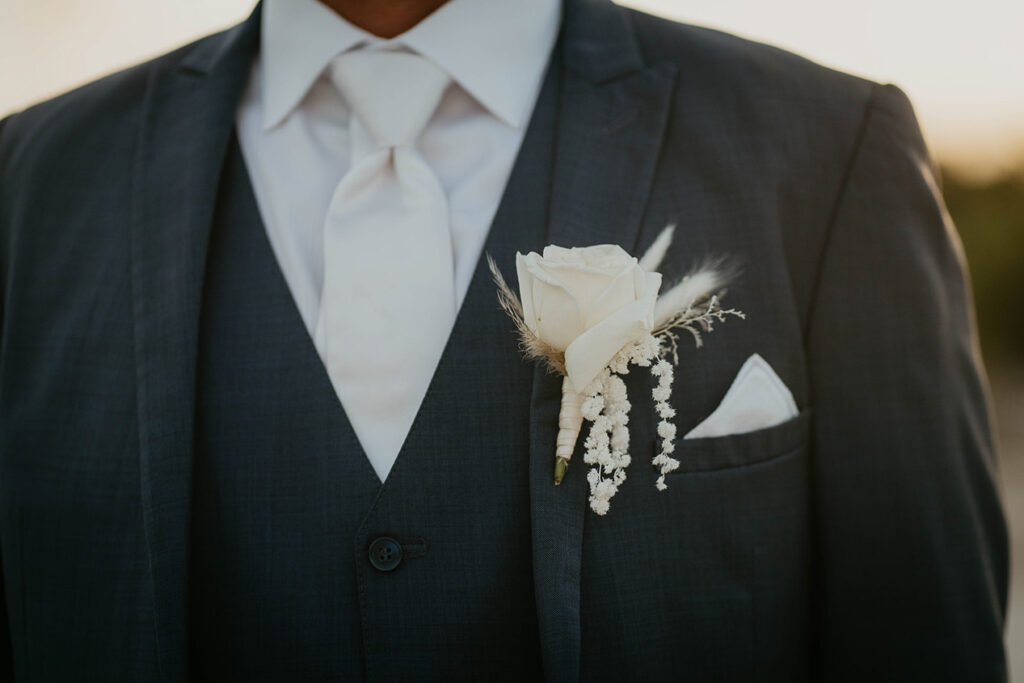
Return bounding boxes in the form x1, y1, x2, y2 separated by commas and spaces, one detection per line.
683, 353, 798, 439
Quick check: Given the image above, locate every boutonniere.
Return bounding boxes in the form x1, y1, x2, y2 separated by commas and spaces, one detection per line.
488, 226, 744, 515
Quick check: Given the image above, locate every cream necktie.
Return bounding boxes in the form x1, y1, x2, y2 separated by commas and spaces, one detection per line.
316, 51, 455, 482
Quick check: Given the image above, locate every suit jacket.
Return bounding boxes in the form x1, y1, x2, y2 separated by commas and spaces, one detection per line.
0, 0, 1008, 680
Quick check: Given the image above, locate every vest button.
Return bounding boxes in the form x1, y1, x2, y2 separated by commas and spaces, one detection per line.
368, 536, 403, 572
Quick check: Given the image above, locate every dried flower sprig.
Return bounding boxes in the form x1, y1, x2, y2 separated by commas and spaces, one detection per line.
654, 293, 746, 364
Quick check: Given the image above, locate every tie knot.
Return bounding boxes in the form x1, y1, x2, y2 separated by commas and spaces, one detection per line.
328, 50, 451, 150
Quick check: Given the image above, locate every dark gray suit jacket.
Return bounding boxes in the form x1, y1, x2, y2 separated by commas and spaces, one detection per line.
0, 0, 1008, 680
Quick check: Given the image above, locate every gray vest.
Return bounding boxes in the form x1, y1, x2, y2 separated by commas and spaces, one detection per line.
187, 63, 557, 679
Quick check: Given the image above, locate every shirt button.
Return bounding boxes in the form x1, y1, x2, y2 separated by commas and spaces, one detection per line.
368, 536, 403, 572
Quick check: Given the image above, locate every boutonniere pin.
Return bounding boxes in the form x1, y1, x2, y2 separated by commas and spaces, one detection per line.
488, 226, 744, 515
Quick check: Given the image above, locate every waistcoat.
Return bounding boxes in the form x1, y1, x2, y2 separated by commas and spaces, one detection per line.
187, 62, 558, 680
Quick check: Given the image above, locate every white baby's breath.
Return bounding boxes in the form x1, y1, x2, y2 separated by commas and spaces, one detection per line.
650, 357, 680, 489
581, 336, 659, 514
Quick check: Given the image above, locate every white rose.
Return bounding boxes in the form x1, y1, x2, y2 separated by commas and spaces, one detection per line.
515, 244, 662, 393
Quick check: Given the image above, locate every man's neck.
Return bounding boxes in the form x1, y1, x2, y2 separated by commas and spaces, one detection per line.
318, 0, 450, 38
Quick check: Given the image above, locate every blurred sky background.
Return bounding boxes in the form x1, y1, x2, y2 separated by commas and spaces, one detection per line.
2, 0, 1023, 676
2, 0, 1024, 179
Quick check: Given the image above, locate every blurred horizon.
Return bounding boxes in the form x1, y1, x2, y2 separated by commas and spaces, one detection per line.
625, 0, 1024, 182
2, 0, 1023, 180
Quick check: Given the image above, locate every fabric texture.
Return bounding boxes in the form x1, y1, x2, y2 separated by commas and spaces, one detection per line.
0, 0, 1008, 680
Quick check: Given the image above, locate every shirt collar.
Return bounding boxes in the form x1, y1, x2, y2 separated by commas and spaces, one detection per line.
259, 0, 561, 131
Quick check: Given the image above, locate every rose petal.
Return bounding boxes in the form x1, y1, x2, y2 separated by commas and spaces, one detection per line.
515, 252, 538, 332
540, 263, 617, 297
563, 269, 662, 392
541, 243, 632, 266
534, 278, 584, 350
564, 296, 650, 393
585, 261, 640, 327
642, 271, 662, 328
541, 244, 573, 260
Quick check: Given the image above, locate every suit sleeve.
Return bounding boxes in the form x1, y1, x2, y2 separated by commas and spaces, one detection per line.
806, 84, 1009, 680
0, 548, 10, 679
0, 113, 14, 679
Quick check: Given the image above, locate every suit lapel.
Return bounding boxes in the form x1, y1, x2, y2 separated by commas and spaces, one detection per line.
530, 1, 676, 680
131, 7, 260, 679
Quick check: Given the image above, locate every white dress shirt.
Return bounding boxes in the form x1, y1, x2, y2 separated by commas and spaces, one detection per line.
236, 0, 560, 478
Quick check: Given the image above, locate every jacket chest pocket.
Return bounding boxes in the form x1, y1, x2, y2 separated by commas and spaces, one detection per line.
666, 408, 812, 475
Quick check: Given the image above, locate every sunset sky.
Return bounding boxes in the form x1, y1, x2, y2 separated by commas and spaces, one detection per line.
2, 0, 1022, 178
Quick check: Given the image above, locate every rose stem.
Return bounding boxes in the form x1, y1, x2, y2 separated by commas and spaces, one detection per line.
554, 376, 583, 485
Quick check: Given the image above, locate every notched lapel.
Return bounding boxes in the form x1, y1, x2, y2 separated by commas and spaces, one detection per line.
547, 5, 677, 254
131, 6, 260, 680
530, 1, 677, 681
